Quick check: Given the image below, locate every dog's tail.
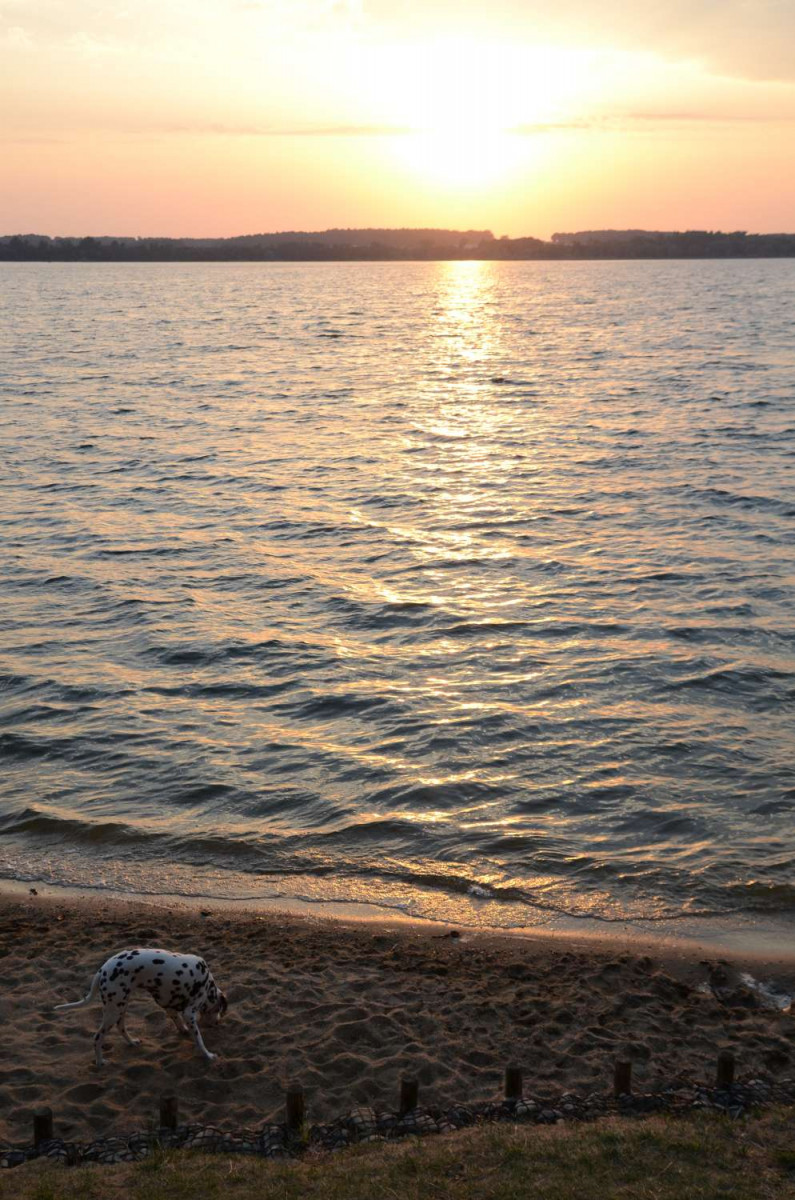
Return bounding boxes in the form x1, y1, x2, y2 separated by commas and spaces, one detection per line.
54, 970, 100, 1013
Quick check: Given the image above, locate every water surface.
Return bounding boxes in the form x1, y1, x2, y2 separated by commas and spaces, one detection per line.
1, 259, 793, 935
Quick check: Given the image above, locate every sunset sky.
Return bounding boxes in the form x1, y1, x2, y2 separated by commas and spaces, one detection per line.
2, 0, 795, 238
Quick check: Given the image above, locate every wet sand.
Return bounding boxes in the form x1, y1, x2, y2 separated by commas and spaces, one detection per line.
0, 888, 793, 1145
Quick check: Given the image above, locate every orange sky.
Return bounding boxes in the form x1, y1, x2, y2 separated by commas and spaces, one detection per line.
2, 1, 794, 238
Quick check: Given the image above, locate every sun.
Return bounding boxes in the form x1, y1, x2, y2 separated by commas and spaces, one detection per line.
364, 36, 590, 190
395, 128, 527, 190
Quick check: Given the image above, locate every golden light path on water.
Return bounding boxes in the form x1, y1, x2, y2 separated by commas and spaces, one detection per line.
343, 264, 599, 912
1, 259, 794, 939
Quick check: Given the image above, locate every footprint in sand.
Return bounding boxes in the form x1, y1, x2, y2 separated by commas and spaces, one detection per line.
63, 1082, 105, 1103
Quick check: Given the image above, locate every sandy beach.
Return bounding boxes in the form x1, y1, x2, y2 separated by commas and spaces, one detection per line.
0, 887, 793, 1147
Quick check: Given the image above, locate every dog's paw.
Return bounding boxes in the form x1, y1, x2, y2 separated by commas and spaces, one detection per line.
128, 1038, 142, 1047
204, 1052, 218, 1062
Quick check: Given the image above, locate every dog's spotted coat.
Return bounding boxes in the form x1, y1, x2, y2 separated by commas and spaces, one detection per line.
55, 948, 228, 1066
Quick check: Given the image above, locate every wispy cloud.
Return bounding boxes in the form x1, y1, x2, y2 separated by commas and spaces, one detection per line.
369, 0, 795, 84
511, 111, 795, 134
1, 23, 33, 49
146, 122, 413, 137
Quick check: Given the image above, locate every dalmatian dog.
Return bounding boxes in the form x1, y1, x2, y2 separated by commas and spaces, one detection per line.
54, 948, 228, 1067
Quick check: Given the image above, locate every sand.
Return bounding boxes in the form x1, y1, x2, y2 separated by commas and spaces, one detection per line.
0, 889, 793, 1146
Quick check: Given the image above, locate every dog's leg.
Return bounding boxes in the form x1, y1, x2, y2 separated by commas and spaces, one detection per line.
117, 1009, 141, 1048
184, 1008, 217, 1061
169, 1011, 190, 1037
94, 1005, 122, 1068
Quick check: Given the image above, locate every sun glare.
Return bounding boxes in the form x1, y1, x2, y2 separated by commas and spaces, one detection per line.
361, 37, 598, 191
395, 129, 527, 190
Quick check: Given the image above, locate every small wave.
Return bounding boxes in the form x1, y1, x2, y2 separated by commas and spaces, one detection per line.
750, 799, 794, 816
145, 680, 297, 701
0, 672, 34, 692
437, 619, 530, 638
0, 807, 150, 847
0, 732, 74, 763
2, 703, 72, 726
362, 780, 504, 813
286, 693, 407, 721
94, 546, 194, 558
661, 663, 794, 705
675, 484, 794, 517
724, 880, 795, 912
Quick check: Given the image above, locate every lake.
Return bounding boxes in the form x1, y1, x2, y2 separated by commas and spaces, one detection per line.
1, 258, 793, 940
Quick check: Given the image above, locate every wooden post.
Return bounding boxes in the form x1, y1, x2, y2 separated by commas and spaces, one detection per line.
614, 1061, 632, 1096
33, 1108, 53, 1147
159, 1095, 178, 1131
505, 1065, 523, 1101
399, 1077, 419, 1115
286, 1085, 305, 1134
717, 1051, 735, 1089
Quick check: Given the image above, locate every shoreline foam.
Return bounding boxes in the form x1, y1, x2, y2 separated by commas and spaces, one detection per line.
2, 874, 794, 961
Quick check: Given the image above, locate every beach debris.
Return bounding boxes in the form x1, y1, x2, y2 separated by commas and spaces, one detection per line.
738, 973, 792, 1013
701, 964, 791, 1012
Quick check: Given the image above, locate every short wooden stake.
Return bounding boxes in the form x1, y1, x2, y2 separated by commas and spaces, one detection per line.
399, 1076, 419, 1115
33, 1108, 53, 1147
614, 1061, 632, 1096
717, 1051, 735, 1089
505, 1065, 523, 1101
159, 1095, 178, 1131
286, 1085, 305, 1134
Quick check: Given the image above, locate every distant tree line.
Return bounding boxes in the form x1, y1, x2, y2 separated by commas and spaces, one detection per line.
2, 228, 795, 261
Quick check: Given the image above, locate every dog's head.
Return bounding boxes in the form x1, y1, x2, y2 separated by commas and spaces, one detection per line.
203, 979, 229, 1024
213, 991, 228, 1024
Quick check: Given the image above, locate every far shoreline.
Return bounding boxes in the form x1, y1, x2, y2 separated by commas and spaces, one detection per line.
4, 226, 795, 263
4, 253, 795, 264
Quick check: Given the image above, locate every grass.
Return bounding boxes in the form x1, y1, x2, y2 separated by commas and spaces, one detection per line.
3, 1108, 794, 1200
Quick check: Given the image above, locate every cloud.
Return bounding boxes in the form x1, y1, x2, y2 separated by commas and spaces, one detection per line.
249, 122, 411, 135
1, 23, 32, 49
0, 134, 67, 144
6, 0, 795, 81
367, 0, 795, 83
110, 121, 414, 138
509, 111, 795, 133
